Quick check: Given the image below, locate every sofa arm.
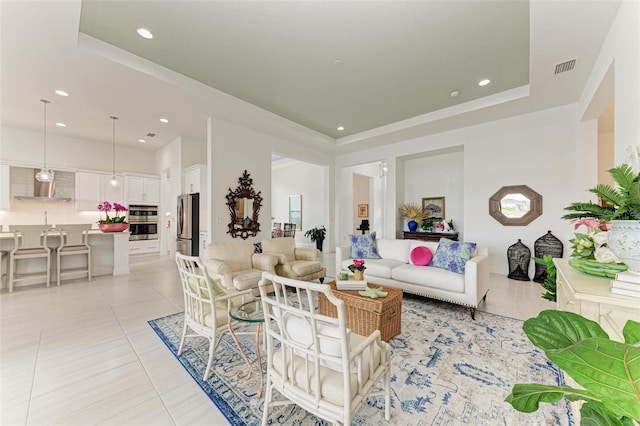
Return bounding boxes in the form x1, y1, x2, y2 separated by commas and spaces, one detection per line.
204, 259, 233, 291
294, 247, 320, 261
335, 245, 351, 274
464, 248, 490, 305
252, 253, 278, 273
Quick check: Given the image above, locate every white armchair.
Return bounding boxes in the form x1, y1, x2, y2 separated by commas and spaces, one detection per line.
258, 272, 391, 425
261, 237, 326, 282
204, 240, 278, 292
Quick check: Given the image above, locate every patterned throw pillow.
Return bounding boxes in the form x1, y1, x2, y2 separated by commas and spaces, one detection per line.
430, 238, 477, 274
349, 232, 381, 259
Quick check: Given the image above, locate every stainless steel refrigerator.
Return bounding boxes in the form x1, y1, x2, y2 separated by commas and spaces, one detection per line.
176, 193, 200, 256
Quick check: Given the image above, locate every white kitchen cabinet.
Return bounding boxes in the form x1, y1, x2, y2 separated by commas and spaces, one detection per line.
0, 164, 10, 210
76, 172, 125, 211
125, 176, 160, 204
129, 239, 160, 255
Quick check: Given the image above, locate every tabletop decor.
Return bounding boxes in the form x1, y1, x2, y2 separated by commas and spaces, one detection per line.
563, 162, 640, 273
399, 202, 427, 232
565, 218, 626, 278
348, 259, 366, 281
97, 201, 129, 232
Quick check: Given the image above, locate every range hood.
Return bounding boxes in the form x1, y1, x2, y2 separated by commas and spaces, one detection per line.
13, 169, 73, 201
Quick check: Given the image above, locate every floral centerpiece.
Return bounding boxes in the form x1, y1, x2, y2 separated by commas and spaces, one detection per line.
97, 201, 129, 232
348, 259, 366, 280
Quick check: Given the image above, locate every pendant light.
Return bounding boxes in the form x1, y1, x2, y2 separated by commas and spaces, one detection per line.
35, 99, 53, 182
109, 116, 120, 187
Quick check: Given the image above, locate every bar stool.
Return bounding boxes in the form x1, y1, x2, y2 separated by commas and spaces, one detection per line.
55, 224, 92, 286
0, 225, 8, 289
8, 225, 53, 292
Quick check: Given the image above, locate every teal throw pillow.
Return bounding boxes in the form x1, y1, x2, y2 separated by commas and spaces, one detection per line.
430, 238, 477, 274
349, 232, 381, 259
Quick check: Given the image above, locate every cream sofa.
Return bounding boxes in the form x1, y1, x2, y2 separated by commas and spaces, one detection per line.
336, 238, 490, 318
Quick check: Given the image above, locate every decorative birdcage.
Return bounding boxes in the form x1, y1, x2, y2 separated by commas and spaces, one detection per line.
507, 239, 531, 281
533, 231, 563, 283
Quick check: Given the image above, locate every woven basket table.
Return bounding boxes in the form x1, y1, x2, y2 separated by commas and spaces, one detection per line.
318, 281, 402, 341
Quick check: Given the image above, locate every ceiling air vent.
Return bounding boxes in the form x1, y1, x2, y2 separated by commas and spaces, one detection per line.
146, 132, 156, 137
554, 59, 577, 75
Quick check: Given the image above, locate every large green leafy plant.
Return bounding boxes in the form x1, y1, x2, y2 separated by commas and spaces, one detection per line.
562, 163, 640, 221
505, 310, 640, 425
531, 255, 557, 302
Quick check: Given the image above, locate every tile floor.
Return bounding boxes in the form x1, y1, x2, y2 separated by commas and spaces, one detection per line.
1, 252, 555, 425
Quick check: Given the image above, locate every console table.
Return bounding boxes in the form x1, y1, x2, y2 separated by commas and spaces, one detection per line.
553, 258, 640, 342
402, 231, 458, 242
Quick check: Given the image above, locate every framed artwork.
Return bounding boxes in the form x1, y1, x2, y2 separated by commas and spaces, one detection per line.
422, 197, 445, 220
289, 194, 302, 230
358, 204, 369, 218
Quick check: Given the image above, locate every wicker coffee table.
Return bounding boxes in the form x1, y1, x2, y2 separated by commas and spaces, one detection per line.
318, 281, 402, 341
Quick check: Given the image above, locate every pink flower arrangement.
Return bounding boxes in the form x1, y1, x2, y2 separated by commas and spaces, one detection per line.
348, 259, 366, 272
569, 218, 610, 233
98, 201, 128, 224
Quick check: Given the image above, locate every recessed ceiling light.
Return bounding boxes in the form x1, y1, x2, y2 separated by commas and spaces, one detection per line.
334, 59, 343, 66
138, 139, 146, 143
478, 79, 491, 86
55, 122, 66, 127
337, 126, 344, 131
54, 90, 69, 97
159, 117, 168, 123
137, 28, 153, 39
450, 90, 460, 98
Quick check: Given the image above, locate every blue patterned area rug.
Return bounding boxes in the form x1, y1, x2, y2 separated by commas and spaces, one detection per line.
149, 294, 573, 425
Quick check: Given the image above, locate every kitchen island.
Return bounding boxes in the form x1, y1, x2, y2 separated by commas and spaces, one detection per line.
0, 229, 129, 289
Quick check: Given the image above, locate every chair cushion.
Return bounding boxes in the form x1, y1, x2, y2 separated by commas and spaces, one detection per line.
271, 332, 381, 406
231, 269, 262, 291
349, 232, 381, 259
289, 260, 324, 276
14, 248, 48, 256
430, 238, 477, 274
206, 241, 254, 271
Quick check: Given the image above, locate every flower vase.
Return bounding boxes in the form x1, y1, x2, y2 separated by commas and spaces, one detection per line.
98, 223, 130, 233
353, 270, 364, 281
407, 220, 418, 232
607, 220, 640, 273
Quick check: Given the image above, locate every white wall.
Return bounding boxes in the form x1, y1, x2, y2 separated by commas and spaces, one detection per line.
156, 137, 182, 257
209, 118, 334, 247
272, 159, 327, 248
337, 104, 579, 276
352, 173, 370, 235
403, 150, 464, 235
0, 126, 156, 175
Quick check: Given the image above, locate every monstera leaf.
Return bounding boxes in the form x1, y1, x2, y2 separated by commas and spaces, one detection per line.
505, 311, 640, 424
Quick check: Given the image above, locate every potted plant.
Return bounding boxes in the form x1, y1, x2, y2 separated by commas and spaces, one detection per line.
505, 310, 639, 425
562, 163, 640, 272
97, 201, 129, 232
304, 225, 326, 250
399, 202, 427, 232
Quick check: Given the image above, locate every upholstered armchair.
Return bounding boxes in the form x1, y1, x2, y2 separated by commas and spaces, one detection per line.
261, 237, 326, 282
204, 240, 278, 292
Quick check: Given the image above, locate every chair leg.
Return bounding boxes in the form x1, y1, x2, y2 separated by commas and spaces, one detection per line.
87, 248, 92, 282
57, 252, 61, 287
8, 256, 14, 293
46, 253, 51, 288
177, 322, 189, 355
261, 374, 273, 426
384, 362, 391, 420
203, 334, 216, 381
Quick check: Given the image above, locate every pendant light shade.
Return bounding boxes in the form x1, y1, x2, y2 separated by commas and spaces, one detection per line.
110, 116, 120, 187
35, 99, 53, 182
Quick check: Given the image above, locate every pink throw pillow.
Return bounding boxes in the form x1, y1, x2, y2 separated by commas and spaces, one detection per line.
410, 246, 433, 266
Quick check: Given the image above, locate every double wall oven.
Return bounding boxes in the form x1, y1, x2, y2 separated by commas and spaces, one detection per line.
128, 205, 159, 241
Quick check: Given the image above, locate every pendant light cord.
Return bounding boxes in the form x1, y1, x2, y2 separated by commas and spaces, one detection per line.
41, 99, 50, 169
111, 116, 118, 177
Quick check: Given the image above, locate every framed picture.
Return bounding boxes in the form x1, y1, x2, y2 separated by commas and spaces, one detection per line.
422, 197, 445, 220
357, 204, 369, 218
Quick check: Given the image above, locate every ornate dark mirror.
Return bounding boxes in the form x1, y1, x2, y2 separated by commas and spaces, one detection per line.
489, 185, 542, 226
226, 170, 263, 239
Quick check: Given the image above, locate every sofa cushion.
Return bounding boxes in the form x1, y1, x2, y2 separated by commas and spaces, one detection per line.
349, 232, 381, 259
410, 246, 433, 266
430, 238, 477, 274
376, 239, 411, 263
392, 264, 465, 293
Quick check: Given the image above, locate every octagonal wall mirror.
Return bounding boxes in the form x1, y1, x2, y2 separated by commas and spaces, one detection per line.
489, 185, 542, 226
226, 170, 263, 239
